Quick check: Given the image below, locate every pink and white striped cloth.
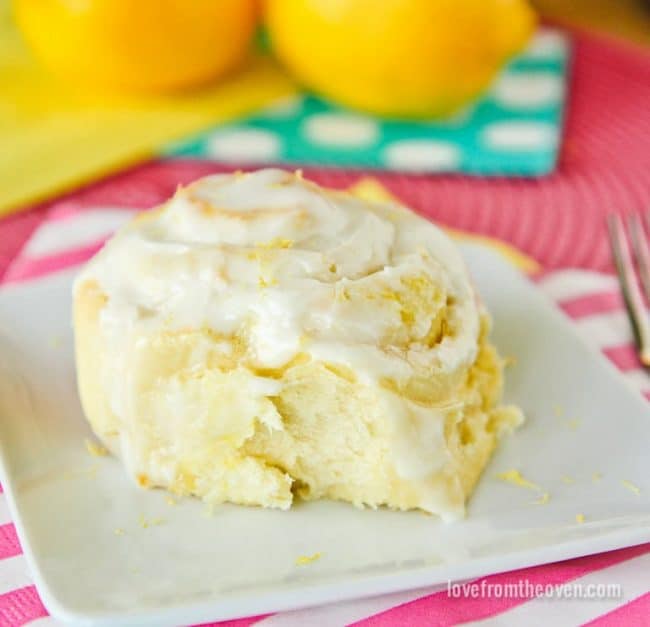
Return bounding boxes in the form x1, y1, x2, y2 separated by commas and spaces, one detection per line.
1, 196, 650, 627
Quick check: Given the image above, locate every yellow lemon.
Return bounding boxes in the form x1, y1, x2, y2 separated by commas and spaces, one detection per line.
265, 0, 536, 118
13, 0, 258, 93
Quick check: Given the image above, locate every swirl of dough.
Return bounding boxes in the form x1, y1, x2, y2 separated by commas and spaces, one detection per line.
80, 168, 479, 389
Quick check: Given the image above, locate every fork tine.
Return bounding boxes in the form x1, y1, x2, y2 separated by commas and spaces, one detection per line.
607, 214, 650, 367
628, 213, 650, 304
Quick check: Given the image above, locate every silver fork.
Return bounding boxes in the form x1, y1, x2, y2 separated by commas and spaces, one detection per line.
607, 213, 650, 367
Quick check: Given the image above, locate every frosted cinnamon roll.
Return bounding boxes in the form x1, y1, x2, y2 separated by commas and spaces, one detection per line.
73, 168, 522, 521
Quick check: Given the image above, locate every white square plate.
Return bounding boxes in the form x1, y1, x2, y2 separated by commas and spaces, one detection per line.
1, 243, 649, 627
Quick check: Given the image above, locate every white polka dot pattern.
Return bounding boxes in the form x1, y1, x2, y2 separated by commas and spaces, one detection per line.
383, 140, 461, 171
524, 29, 569, 60
207, 129, 282, 163
166, 28, 569, 176
482, 122, 558, 151
493, 72, 564, 109
303, 113, 379, 148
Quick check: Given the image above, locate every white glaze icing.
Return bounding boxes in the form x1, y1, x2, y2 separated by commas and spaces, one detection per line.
75, 169, 482, 487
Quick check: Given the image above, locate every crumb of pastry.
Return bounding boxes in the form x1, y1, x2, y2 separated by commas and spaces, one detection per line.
165, 496, 177, 506
592, 472, 602, 483
621, 480, 641, 495
497, 469, 541, 491
561, 475, 574, 484
575, 513, 585, 524
553, 405, 564, 418
138, 515, 165, 528
295, 552, 322, 566
85, 439, 108, 457
114, 528, 125, 536
258, 275, 278, 288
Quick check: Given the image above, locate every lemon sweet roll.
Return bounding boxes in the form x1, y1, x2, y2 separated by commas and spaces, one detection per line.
73, 168, 522, 521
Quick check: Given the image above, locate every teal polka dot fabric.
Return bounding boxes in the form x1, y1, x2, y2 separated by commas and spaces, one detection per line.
164, 29, 569, 177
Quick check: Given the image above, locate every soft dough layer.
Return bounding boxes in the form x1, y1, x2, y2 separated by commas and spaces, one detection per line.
73, 168, 522, 521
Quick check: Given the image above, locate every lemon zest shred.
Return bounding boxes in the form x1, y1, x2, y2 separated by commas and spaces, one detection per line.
295, 552, 322, 566
85, 439, 108, 457
496, 469, 541, 491
621, 480, 641, 495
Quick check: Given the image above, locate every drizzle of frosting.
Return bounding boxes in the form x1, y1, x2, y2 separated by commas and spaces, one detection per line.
78, 168, 479, 383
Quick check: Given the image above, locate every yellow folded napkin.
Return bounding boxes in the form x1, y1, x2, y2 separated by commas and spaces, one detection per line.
0, 3, 294, 217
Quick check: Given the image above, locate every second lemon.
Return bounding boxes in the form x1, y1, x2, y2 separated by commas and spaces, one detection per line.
265, 0, 536, 118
